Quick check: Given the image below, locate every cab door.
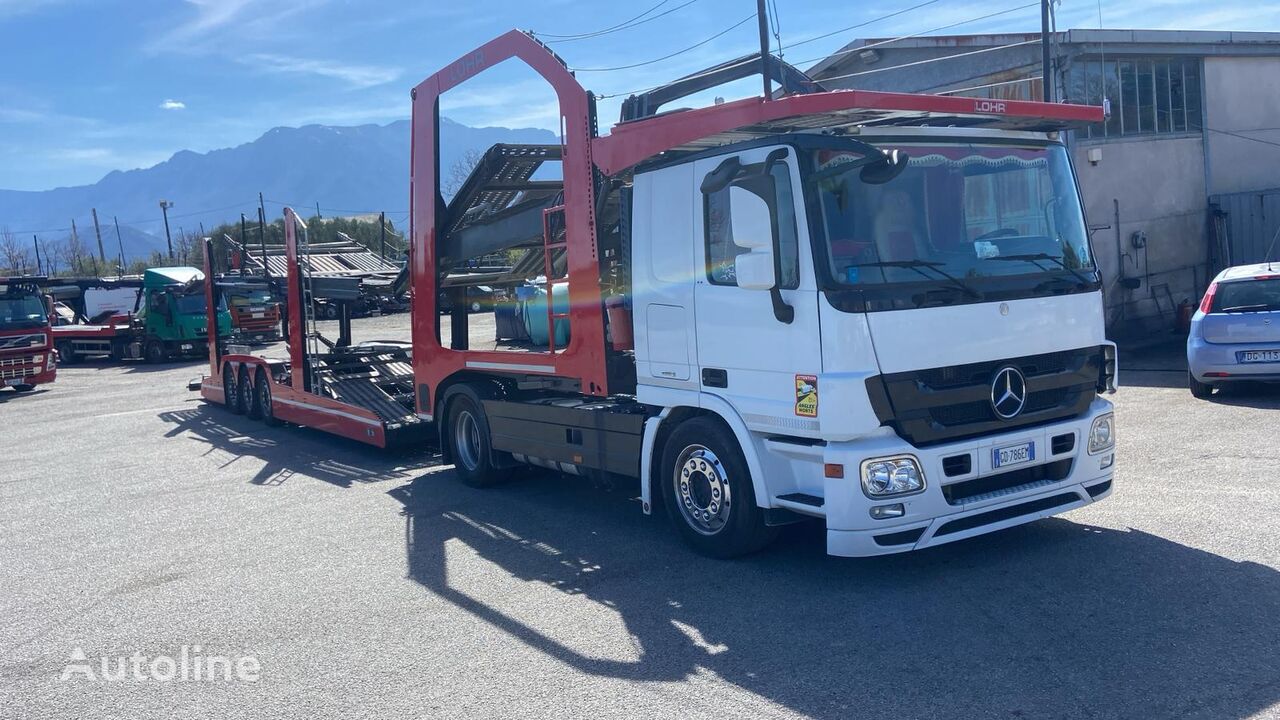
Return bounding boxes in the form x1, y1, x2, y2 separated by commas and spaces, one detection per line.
692, 145, 823, 436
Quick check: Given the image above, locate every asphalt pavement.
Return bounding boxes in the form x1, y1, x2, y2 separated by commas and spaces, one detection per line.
1, 321, 1277, 720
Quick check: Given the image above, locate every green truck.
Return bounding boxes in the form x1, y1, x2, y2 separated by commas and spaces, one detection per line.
51, 267, 233, 363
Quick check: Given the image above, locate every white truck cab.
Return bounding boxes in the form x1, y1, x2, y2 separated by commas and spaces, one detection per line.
631, 127, 1116, 556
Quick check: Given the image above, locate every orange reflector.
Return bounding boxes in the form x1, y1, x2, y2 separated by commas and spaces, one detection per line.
1205, 372, 1230, 378
824, 463, 845, 479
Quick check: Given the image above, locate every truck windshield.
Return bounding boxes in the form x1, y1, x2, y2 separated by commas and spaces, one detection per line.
0, 293, 48, 330
810, 143, 1094, 291
174, 291, 209, 315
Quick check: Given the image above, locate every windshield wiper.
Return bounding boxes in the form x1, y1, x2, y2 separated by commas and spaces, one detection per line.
1218, 304, 1272, 313
849, 260, 982, 299
985, 252, 1091, 286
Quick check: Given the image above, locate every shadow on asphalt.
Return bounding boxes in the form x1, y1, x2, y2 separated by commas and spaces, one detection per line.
157, 405, 440, 487
155, 403, 1280, 718
390, 471, 1280, 719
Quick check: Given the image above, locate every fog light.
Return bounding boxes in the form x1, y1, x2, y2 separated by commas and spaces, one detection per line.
870, 503, 905, 520
860, 455, 926, 498
32, 354, 43, 364
1100, 453, 1114, 470
1088, 413, 1115, 454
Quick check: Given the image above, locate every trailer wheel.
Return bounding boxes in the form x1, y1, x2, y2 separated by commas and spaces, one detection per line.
56, 341, 77, 365
659, 416, 777, 558
222, 363, 243, 414
447, 393, 504, 487
144, 339, 167, 364
255, 367, 281, 426
240, 366, 260, 420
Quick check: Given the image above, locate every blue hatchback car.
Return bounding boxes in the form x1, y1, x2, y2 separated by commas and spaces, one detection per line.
1187, 262, 1280, 398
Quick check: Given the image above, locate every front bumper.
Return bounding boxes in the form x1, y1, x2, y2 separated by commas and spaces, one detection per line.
1187, 335, 1280, 382
821, 398, 1114, 557
1, 352, 56, 388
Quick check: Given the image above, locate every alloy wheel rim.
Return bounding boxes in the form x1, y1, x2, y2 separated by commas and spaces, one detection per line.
455, 409, 482, 471
674, 445, 732, 535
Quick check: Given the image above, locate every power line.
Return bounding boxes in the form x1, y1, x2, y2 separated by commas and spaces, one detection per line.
569, 13, 757, 72
532, 0, 674, 39
935, 75, 1039, 95
537, 0, 700, 44
785, 0, 944, 50
790, 2, 1040, 68
817, 38, 1040, 84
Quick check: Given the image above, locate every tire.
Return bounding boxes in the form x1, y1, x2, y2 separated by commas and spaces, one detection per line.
12, 384, 34, 392
144, 339, 167, 364
256, 367, 282, 426
222, 363, 244, 414
659, 416, 778, 558
240, 366, 260, 420
446, 392, 505, 487
56, 340, 77, 365
322, 303, 339, 320
1189, 372, 1214, 399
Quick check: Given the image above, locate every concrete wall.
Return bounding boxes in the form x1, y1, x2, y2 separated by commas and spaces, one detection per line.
1072, 134, 1208, 335
1203, 56, 1280, 195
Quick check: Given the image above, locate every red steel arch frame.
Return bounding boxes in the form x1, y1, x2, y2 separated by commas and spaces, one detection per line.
409, 30, 610, 412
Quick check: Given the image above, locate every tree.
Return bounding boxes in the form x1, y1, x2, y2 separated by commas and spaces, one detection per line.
443, 148, 484, 199
0, 227, 32, 274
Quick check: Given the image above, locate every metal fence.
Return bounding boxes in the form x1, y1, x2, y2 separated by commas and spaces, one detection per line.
1210, 188, 1280, 266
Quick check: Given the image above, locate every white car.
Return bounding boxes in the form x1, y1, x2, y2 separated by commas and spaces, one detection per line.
1187, 263, 1280, 398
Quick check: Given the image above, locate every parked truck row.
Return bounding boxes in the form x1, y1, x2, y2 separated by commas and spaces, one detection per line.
192, 31, 1118, 558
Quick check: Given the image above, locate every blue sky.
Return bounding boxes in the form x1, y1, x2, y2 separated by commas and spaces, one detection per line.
0, 0, 1273, 191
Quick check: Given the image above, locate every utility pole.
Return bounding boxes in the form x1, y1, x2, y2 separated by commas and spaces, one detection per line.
113, 216, 126, 271
379, 211, 387, 262
91, 208, 106, 263
257, 205, 269, 278
178, 226, 186, 263
258, 192, 267, 225
32, 236, 41, 275
316, 201, 322, 219
70, 218, 81, 273
756, 0, 771, 100
240, 213, 249, 278
1040, 0, 1053, 101
159, 199, 174, 260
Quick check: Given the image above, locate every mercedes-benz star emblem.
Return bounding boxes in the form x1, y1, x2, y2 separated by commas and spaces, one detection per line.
991, 366, 1027, 419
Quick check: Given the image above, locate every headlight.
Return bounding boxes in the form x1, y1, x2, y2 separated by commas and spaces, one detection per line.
1088, 413, 1115, 454
31, 354, 43, 364
860, 456, 926, 498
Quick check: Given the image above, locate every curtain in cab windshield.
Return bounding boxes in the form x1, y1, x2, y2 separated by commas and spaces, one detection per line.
813, 144, 1092, 286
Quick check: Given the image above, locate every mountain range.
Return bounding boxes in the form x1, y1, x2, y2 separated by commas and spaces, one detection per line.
0, 118, 557, 262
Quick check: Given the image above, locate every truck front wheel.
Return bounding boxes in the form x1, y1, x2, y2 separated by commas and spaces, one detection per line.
446, 393, 504, 487
144, 339, 167, 364
660, 417, 777, 558
56, 341, 77, 365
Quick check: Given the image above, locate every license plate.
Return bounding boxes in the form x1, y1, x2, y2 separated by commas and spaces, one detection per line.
1239, 350, 1280, 363
252, 313, 265, 319
993, 441, 1035, 469
5, 378, 24, 387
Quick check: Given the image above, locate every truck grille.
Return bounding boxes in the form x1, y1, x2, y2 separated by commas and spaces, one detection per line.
868, 347, 1102, 446
0, 354, 39, 379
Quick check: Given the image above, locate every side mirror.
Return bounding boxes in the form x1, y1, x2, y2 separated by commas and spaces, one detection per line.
728, 186, 776, 291
859, 149, 910, 185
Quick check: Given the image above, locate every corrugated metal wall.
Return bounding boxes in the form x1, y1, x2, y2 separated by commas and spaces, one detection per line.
1211, 188, 1280, 265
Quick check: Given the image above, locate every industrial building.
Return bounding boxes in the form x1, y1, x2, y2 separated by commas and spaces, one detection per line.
808, 29, 1280, 336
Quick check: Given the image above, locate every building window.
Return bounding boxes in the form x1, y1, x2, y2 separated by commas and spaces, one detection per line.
1067, 56, 1202, 139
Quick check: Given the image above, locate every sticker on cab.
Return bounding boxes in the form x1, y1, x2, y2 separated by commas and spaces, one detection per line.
795, 374, 818, 417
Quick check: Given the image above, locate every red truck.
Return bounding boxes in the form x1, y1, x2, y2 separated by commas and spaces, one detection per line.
0, 276, 56, 392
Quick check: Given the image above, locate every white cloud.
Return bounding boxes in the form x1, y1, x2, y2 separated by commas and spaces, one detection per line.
160, 99, 186, 110
240, 53, 401, 89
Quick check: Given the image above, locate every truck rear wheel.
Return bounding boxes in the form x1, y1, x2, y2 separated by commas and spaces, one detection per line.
144, 339, 166, 364
56, 341, 77, 365
447, 393, 505, 487
255, 367, 282, 426
222, 363, 243, 414
240, 366, 260, 420
660, 417, 777, 558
